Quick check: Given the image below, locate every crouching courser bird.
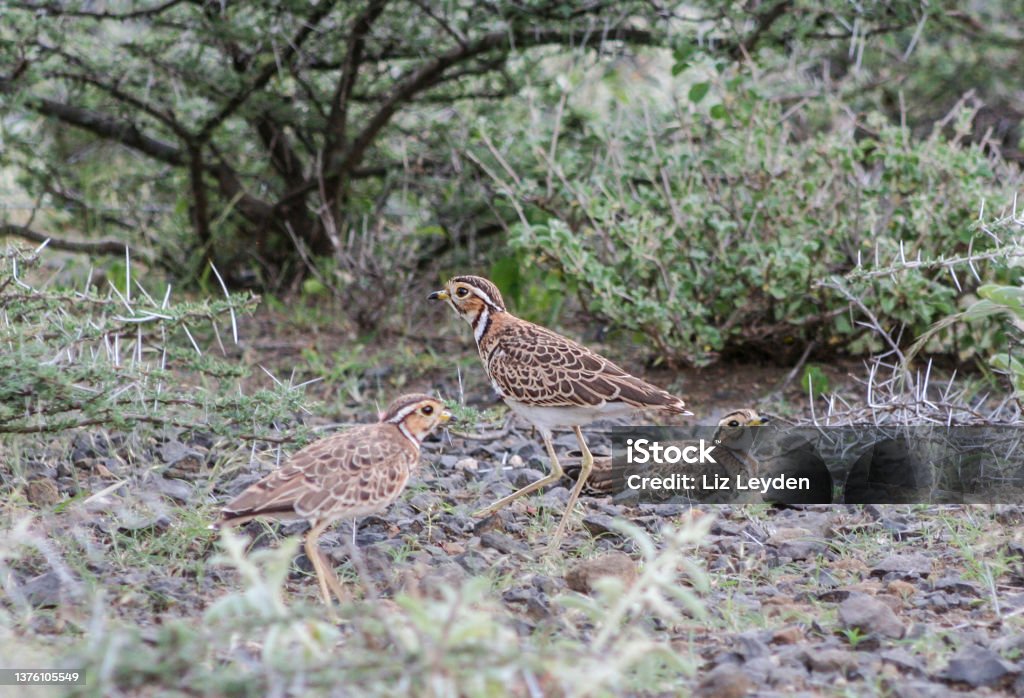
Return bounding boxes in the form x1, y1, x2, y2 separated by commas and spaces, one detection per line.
429, 275, 692, 548
213, 394, 450, 606
565, 409, 769, 499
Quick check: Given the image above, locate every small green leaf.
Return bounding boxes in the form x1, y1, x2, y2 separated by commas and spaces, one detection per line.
801, 365, 831, 398
709, 104, 728, 119
302, 278, 327, 296
688, 82, 710, 104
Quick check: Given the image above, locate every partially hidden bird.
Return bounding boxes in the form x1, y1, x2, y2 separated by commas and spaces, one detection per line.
565, 408, 769, 500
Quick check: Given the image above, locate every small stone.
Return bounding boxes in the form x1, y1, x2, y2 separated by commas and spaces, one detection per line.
777, 539, 827, 560
871, 553, 933, 580
838, 593, 906, 639
768, 527, 813, 544
887, 579, 917, 598
454, 457, 478, 472
880, 648, 926, 675
407, 492, 436, 512
25, 479, 60, 507
411, 563, 467, 598
150, 476, 193, 503
581, 514, 621, 537
159, 441, 205, 478
454, 550, 490, 575
771, 626, 804, 645
440, 540, 465, 556
565, 551, 636, 594
806, 648, 860, 673
22, 571, 63, 608
509, 468, 545, 488
480, 531, 530, 556
943, 645, 1017, 688
695, 663, 751, 698
508, 454, 524, 467
932, 577, 979, 596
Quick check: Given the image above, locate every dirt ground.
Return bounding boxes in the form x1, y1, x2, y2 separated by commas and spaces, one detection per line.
3, 308, 1023, 696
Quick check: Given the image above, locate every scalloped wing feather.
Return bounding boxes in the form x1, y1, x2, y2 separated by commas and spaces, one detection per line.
484, 320, 687, 412
218, 423, 417, 525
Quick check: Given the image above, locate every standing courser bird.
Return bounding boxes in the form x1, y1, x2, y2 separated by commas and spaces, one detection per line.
214, 394, 450, 605
429, 275, 691, 546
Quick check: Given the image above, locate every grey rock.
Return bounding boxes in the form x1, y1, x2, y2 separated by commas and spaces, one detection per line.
581, 513, 621, 536
454, 550, 491, 575
931, 577, 979, 596
407, 492, 437, 512
509, 468, 545, 488
871, 553, 933, 580
150, 476, 193, 503
777, 539, 827, 560
805, 648, 860, 674
159, 441, 204, 477
880, 648, 926, 675
531, 574, 560, 594
480, 531, 530, 556
942, 644, 1017, 687
415, 563, 467, 597
838, 593, 905, 639
695, 663, 751, 698
885, 680, 958, 698
22, 571, 64, 608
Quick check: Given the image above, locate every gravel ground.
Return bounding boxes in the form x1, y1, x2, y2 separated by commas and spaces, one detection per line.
7, 417, 1024, 696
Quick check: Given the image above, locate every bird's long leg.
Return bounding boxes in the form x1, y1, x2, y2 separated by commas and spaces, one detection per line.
473, 431, 563, 518
303, 519, 344, 605
318, 546, 349, 606
549, 426, 593, 550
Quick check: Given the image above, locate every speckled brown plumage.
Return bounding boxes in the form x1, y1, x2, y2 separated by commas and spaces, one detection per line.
429, 274, 692, 548
218, 425, 416, 525
214, 393, 450, 606
481, 313, 689, 412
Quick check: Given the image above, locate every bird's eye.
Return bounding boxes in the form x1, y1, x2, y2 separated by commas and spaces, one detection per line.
456, 287, 468, 297
422, 405, 434, 415
728, 420, 739, 427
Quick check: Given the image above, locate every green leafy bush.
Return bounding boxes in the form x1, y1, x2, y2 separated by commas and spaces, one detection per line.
481, 76, 1018, 365
912, 278, 1024, 400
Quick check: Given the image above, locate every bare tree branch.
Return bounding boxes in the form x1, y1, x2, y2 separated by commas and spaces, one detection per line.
325, 0, 390, 154
27, 98, 184, 165
1, 223, 139, 257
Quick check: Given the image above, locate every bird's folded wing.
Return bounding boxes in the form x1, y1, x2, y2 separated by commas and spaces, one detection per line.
487, 327, 685, 410
220, 426, 415, 521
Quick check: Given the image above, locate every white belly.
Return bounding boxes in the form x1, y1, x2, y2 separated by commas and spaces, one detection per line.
504, 399, 637, 435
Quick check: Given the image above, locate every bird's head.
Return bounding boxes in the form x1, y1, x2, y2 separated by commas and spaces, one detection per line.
715, 409, 769, 443
380, 393, 452, 443
428, 275, 506, 327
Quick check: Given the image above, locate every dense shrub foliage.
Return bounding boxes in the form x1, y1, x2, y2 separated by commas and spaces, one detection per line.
501, 98, 1019, 365
2, 1, 1023, 360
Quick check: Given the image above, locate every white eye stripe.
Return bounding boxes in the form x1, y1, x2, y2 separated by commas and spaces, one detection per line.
387, 402, 431, 424
467, 286, 502, 311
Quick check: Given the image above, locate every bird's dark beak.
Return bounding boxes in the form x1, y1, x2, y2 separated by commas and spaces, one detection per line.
428, 289, 449, 301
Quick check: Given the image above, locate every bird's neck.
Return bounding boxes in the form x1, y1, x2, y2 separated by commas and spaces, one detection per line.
395, 422, 422, 451
469, 305, 504, 347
